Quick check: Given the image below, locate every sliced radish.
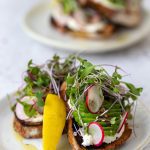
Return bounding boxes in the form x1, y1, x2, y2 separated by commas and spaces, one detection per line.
117, 112, 128, 133
15, 96, 43, 124
88, 122, 104, 147
86, 85, 104, 114
84, 85, 93, 96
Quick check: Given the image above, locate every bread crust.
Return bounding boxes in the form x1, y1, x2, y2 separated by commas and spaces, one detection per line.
68, 119, 85, 150
60, 81, 67, 100
50, 17, 114, 39
13, 116, 42, 139
14, 116, 68, 138
68, 119, 132, 150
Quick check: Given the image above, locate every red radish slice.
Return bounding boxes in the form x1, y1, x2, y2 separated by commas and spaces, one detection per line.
88, 122, 104, 147
117, 112, 128, 133
86, 85, 104, 114
84, 85, 93, 96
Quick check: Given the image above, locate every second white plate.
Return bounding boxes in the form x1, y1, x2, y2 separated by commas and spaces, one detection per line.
22, 2, 150, 53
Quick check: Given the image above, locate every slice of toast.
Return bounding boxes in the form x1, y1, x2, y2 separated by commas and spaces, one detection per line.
13, 115, 68, 139
13, 116, 42, 139
68, 119, 132, 150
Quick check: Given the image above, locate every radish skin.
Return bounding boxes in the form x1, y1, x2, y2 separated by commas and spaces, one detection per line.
15, 96, 43, 124
86, 85, 104, 114
117, 112, 128, 133
88, 122, 104, 147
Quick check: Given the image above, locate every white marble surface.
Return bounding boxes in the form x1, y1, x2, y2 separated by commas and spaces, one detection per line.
0, 0, 150, 149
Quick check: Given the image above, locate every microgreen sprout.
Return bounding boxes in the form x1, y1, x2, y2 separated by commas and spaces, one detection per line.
60, 0, 78, 14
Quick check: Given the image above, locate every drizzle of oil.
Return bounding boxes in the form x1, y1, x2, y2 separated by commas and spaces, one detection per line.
13, 130, 37, 150
117, 33, 128, 43
23, 144, 37, 150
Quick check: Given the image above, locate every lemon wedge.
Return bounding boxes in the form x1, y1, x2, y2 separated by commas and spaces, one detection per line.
43, 94, 66, 150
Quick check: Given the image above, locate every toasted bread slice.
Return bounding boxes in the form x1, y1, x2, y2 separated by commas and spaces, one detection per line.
84, 0, 142, 27
13, 115, 68, 139
13, 116, 42, 139
68, 119, 132, 150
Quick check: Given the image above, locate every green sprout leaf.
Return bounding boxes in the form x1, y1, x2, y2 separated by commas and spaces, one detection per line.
123, 82, 143, 100
110, 117, 116, 125
17, 99, 37, 118
60, 0, 78, 14
28, 59, 33, 67
23, 84, 33, 96
24, 104, 37, 117
36, 91, 45, 107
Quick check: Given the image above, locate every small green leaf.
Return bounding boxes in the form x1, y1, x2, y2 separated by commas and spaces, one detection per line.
24, 104, 37, 117
61, 0, 78, 14
17, 99, 37, 117
112, 69, 122, 86
110, 117, 116, 125
36, 91, 44, 107
24, 76, 31, 83
66, 75, 74, 85
34, 77, 44, 87
30, 67, 40, 75
80, 66, 94, 79
11, 104, 16, 112
124, 82, 143, 96
28, 59, 33, 67
113, 87, 119, 93
53, 54, 60, 61
23, 84, 33, 96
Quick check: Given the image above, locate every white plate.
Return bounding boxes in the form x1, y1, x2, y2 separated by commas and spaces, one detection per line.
0, 93, 150, 150
22, 2, 150, 53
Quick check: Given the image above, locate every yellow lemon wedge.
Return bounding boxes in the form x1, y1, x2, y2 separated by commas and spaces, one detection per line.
43, 94, 66, 150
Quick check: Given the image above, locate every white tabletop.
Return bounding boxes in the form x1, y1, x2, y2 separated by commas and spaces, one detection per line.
0, 0, 150, 149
